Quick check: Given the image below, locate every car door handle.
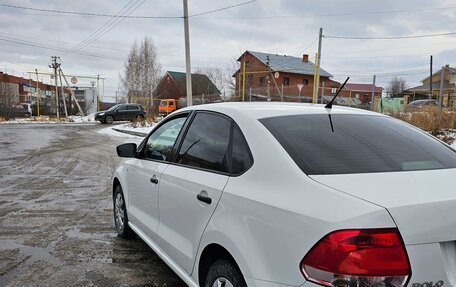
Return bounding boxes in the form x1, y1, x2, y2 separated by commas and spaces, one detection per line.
197, 191, 212, 205
150, 177, 158, 184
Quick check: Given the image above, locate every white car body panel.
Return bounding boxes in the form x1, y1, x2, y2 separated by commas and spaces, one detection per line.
310, 169, 456, 245
310, 169, 456, 286
112, 103, 456, 287
192, 113, 396, 285
126, 158, 168, 240
157, 164, 228, 275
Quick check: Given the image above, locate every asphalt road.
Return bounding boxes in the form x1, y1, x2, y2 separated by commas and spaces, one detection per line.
0, 124, 185, 287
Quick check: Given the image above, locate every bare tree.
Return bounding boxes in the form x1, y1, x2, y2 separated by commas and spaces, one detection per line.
194, 66, 224, 94
120, 37, 161, 109
386, 76, 408, 97
0, 82, 19, 119
194, 60, 238, 100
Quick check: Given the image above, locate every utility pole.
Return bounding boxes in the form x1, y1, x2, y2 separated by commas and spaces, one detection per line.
97, 75, 100, 111
315, 28, 323, 103
430, 55, 433, 99
59, 67, 85, 116
438, 66, 445, 126
321, 81, 325, 104
371, 75, 376, 111
58, 69, 68, 117
242, 60, 246, 101
49, 56, 60, 119
183, 0, 192, 106
35, 69, 40, 117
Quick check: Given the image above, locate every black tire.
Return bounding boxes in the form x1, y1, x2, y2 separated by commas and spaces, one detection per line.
113, 185, 133, 239
105, 115, 114, 124
204, 259, 246, 287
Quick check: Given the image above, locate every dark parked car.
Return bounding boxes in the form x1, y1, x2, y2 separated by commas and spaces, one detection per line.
95, 104, 146, 124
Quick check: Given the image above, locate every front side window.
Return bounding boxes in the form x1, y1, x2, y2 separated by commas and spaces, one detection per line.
143, 115, 187, 161
177, 112, 231, 173
260, 114, 456, 175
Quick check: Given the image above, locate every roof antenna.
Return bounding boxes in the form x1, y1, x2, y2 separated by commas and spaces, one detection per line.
325, 77, 350, 109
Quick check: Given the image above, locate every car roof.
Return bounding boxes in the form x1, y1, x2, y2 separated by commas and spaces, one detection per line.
179, 102, 381, 120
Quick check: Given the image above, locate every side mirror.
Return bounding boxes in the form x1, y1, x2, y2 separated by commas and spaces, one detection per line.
117, 143, 137, 158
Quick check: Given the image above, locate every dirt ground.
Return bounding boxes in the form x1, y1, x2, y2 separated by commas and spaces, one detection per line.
0, 124, 185, 287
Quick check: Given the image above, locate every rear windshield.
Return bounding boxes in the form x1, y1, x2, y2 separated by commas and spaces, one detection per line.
260, 114, 456, 175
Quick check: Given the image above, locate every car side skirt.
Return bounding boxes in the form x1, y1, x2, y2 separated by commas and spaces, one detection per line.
128, 222, 198, 287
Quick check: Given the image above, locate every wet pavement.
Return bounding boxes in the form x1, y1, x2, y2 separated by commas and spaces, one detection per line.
0, 124, 185, 287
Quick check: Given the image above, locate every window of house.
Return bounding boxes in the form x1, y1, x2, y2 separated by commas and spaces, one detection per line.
259, 77, 265, 87
284, 77, 290, 86
303, 79, 309, 85
247, 74, 253, 86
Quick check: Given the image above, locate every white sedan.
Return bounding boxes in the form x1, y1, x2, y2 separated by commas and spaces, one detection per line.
112, 102, 456, 287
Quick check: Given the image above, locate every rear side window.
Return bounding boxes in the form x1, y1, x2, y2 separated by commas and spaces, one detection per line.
231, 124, 253, 174
127, 105, 140, 110
260, 114, 456, 175
177, 112, 231, 173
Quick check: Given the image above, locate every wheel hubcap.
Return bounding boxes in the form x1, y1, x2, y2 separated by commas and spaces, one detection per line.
115, 193, 125, 230
212, 277, 233, 287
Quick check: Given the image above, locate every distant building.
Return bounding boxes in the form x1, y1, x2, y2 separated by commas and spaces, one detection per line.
0, 71, 72, 115
233, 50, 340, 101
407, 65, 456, 107
342, 83, 383, 105
153, 71, 221, 105
72, 87, 97, 114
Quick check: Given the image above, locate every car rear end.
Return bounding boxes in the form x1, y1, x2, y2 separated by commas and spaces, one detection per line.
257, 110, 456, 287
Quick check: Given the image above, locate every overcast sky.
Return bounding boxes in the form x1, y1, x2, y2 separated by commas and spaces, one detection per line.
1, 0, 455, 101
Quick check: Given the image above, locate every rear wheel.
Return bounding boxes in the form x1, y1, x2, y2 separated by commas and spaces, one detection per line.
204, 259, 246, 287
105, 115, 114, 124
113, 185, 133, 238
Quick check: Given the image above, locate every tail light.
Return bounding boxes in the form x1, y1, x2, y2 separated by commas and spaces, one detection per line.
301, 228, 410, 287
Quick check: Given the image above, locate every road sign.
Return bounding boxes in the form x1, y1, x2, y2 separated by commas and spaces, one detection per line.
274, 72, 280, 79
71, 77, 77, 84
297, 84, 304, 92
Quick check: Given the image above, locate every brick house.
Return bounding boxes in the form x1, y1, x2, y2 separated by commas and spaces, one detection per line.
153, 71, 221, 105
341, 83, 383, 105
233, 50, 340, 101
0, 71, 72, 115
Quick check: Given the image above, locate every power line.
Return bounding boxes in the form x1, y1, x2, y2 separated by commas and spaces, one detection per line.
70, 0, 145, 53
0, 36, 125, 61
0, 0, 258, 19
189, 0, 257, 17
0, 31, 129, 52
325, 32, 456, 40
191, 6, 456, 19
0, 2, 180, 18
303, 37, 318, 52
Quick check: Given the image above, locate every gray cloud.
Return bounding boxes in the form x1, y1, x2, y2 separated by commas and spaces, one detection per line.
1, 0, 455, 98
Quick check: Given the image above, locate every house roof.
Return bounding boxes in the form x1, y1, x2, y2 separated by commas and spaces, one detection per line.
421, 66, 456, 82
345, 83, 383, 93
243, 50, 333, 78
407, 82, 456, 92
167, 71, 220, 95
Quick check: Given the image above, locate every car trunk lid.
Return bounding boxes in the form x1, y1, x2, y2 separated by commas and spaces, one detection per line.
310, 168, 456, 245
